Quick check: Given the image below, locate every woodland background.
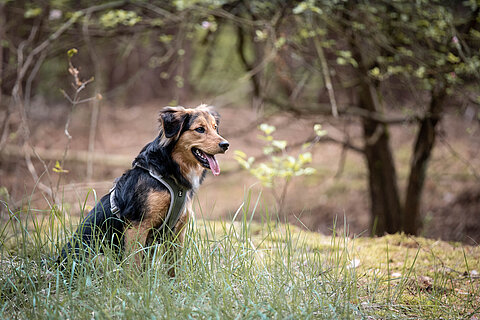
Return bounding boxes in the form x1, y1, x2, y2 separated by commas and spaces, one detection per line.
0, 0, 479, 243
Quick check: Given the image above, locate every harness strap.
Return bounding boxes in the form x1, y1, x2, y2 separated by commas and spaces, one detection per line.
109, 178, 121, 218
109, 163, 188, 233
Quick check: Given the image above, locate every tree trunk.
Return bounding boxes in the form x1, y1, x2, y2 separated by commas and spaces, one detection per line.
404, 86, 446, 234
347, 23, 403, 236
236, 25, 262, 110
359, 82, 403, 235
0, 3, 7, 150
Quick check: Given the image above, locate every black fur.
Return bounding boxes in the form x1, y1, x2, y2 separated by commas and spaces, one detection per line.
58, 110, 206, 265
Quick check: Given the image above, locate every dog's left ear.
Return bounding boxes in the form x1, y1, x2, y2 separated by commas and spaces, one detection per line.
204, 105, 220, 125
159, 106, 189, 139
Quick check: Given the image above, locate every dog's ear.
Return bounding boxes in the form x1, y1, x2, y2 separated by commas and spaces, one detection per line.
201, 105, 220, 125
159, 106, 188, 139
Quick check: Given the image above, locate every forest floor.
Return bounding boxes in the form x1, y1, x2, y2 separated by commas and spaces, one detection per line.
1, 100, 479, 244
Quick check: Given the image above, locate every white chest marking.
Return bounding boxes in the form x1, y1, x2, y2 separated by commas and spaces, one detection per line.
187, 170, 201, 191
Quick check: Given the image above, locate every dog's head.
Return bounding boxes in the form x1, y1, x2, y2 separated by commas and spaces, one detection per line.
159, 104, 229, 176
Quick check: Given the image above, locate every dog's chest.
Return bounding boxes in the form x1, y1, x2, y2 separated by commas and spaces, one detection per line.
187, 170, 202, 191
144, 190, 188, 228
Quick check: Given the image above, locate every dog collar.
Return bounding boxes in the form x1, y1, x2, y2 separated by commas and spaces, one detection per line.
110, 163, 188, 233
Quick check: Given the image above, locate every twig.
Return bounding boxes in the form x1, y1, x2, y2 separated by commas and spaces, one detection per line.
365, 125, 384, 146
312, 30, 339, 117
303, 134, 364, 154
277, 178, 291, 218
438, 133, 480, 181
83, 10, 101, 180
134, 2, 183, 23
24, 148, 53, 197
264, 96, 420, 125
335, 141, 348, 178
289, 71, 311, 102
0, 4, 6, 150
24, 51, 47, 111
56, 56, 98, 193
334, 119, 352, 178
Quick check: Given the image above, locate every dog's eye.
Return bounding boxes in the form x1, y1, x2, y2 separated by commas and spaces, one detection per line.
195, 127, 205, 133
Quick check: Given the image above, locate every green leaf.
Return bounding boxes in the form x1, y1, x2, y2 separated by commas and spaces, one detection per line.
275, 37, 286, 49
99, 10, 142, 28
447, 52, 460, 63
369, 67, 381, 77
272, 140, 287, 150
24, 8, 42, 18
314, 124, 327, 137
336, 57, 347, 65
255, 30, 267, 41
67, 48, 78, 58
259, 124, 276, 135
53, 161, 69, 173
234, 150, 247, 159
293, 3, 307, 14
303, 167, 316, 175
298, 152, 313, 164
414, 66, 426, 78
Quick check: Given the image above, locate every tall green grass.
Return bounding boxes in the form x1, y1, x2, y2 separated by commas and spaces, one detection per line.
0, 189, 478, 319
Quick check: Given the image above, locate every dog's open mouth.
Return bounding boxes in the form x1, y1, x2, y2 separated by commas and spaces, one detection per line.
192, 148, 220, 176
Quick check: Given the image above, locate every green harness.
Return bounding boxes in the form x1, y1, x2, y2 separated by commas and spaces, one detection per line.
110, 163, 188, 233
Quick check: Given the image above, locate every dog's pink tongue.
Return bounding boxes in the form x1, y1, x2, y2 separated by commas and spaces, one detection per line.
205, 154, 220, 176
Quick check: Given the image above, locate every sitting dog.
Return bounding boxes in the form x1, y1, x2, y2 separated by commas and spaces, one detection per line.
59, 104, 229, 274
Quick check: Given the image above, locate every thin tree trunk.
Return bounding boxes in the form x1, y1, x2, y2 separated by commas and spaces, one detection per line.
0, 3, 8, 150
236, 25, 262, 109
359, 82, 403, 235
0, 3, 4, 106
348, 25, 403, 235
83, 11, 102, 180
404, 85, 446, 234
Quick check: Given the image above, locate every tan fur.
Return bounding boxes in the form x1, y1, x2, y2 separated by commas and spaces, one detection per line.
124, 190, 170, 267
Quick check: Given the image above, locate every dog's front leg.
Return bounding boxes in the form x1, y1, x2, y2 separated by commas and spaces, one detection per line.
123, 223, 150, 269
165, 209, 191, 277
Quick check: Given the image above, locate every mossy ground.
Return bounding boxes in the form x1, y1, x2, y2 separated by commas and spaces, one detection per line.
200, 219, 480, 318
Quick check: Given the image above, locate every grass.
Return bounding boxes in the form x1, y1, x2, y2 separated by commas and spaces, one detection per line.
0, 189, 479, 319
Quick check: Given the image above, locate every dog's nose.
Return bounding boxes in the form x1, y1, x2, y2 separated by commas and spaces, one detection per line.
219, 141, 229, 151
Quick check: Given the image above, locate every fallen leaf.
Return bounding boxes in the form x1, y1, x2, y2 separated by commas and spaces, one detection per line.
348, 258, 361, 269
417, 275, 433, 291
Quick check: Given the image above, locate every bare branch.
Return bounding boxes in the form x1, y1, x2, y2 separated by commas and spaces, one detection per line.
83, 10, 101, 180
134, 2, 183, 23
312, 29, 339, 117
288, 133, 364, 154
438, 133, 480, 181
24, 51, 47, 110
265, 96, 420, 125
24, 149, 53, 197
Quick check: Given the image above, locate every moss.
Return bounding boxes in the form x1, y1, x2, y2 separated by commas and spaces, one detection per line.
202, 220, 480, 317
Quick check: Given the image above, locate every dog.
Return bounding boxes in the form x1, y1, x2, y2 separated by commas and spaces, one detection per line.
59, 104, 229, 275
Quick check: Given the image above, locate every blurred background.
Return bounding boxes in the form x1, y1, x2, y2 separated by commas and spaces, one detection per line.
0, 0, 479, 244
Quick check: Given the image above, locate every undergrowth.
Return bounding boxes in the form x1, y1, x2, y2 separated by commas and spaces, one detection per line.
0, 190, 479, 319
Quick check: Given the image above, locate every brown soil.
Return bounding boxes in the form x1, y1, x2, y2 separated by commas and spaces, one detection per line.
1, 101, 479, 244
